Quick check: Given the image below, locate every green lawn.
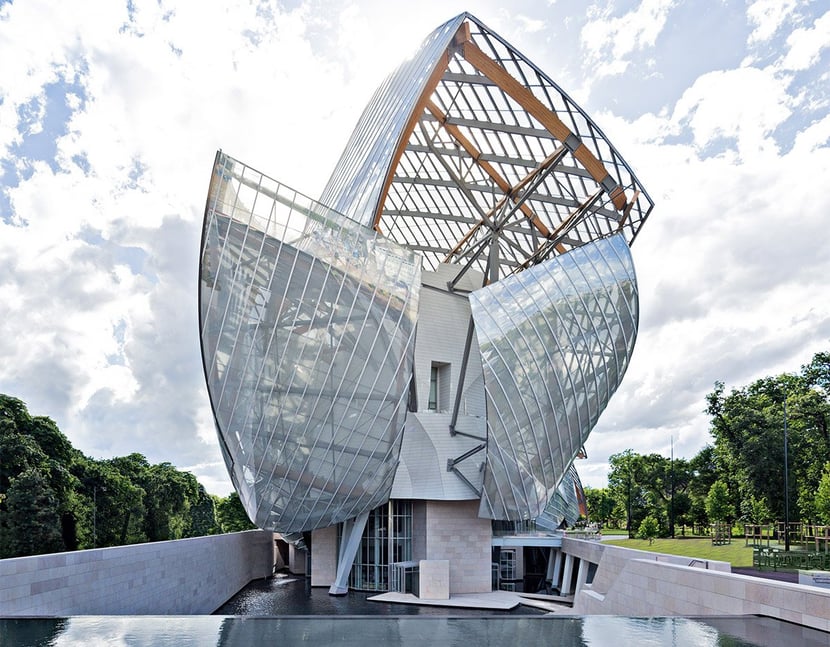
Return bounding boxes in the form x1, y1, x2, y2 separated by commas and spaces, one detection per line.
603, 537, 757, 567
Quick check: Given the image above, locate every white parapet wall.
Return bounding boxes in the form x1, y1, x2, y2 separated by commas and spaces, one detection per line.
0, 530, 275, 616
566, 538, 830, 633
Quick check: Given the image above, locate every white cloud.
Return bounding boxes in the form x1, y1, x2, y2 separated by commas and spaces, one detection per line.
780, 9, 830, 72
1, 0, 828, 499
580, 0, 677, 77
670, 66, 791, 158
746, 0, 799, 45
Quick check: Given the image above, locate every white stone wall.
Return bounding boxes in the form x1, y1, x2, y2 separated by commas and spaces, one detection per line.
288, 543, 307, 575
311, 526, 337, 586
0, 530, 275, 616
569, 539, 830, 633
418, 560, 449, 599
425, 500, 491, 593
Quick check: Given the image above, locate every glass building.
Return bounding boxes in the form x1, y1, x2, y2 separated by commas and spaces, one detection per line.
199, 12, 653, 595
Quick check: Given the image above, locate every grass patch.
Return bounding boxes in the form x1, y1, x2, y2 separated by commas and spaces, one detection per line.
603, 538, 757, 567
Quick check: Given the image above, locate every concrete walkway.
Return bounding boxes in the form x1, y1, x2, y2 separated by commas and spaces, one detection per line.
368, 590, 574, 613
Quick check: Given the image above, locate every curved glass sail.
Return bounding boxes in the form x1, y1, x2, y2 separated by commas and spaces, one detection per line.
199, 152, 420, 532
469, 234, 638, 520
536, 465, 587, 531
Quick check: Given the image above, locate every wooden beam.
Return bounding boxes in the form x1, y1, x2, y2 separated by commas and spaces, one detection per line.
458, 38, 628, 211
443, 145, 569, 262
425, 99, 552, 239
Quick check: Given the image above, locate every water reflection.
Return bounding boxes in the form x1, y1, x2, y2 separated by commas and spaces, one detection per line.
2, 616, 829, 647
213, 576, 542, 616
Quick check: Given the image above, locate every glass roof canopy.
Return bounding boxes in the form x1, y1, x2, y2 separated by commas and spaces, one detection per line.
322, 13, 654, 285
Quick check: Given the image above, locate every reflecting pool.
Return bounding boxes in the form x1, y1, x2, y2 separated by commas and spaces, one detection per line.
1, 615, 828, 647
213, 576, 542, 615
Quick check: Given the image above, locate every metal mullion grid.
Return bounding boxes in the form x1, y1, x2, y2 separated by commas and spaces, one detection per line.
222, 198, 282, 439
282, 239, 416, 528
246, 192, 318, 491
391, 183, 444, 251
292, 248, 418, 527
567, 244, 629, 429
488, 76, 526, 132
473, 299, 540, 518
384, 207, 424, 255
387, 116, 449, 246
252, 229, 343, 523
327, 262, 420, 522
436, 182, 488, 262
278, 267, 377, 529
486, 277, 562, 498
547, 252, 619, 457
213, 170, 267, 414
445, 76, 479, 123
200, 161, 235, 342
519, 267, 579, 488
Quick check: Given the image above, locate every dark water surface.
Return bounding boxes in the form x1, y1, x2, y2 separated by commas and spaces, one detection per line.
3, 615, 829, 646
213, 574, 543, 615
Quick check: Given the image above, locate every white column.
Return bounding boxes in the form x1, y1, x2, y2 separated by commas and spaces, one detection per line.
575, 557, 589, 596
328, 511, 370, 595
560, 553, 574, 595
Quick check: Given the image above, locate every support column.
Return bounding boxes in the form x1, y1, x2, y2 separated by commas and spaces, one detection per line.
574, 557, 589, 596
548, 548, 563, 592
560, 553, 574, 596
328, 511, 370, 595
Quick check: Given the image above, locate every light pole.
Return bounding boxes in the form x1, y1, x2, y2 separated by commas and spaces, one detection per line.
670, 436, 675, 539
783, 396, 790, 552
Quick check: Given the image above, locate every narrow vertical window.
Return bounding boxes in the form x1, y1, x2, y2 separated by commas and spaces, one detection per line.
428, 365, 439, 411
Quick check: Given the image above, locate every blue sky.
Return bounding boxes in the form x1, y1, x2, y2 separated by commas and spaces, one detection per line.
1, 0, 828, 495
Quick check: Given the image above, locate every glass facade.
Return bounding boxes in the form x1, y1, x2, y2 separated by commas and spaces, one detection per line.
470, 234, 638, 520
347, 500, 412, 591
199, 11, 654, 550
200, 154, 420, 532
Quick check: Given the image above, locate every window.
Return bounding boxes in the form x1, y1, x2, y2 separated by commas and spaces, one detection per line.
428, 365, 439, 411
500, 548, 516, 580
428, 362, 450, 412
347, 500, 412, 592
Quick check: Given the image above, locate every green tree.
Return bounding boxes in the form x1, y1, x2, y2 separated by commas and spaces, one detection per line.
186, 483, 220, 537
706, 366, 830, 523
706, 480, 734, 524
584, 487, 615, 527
1, 467, 64, 557
740, 494, 772, 524
142, 463, 199, 541
815, 462, 830, 524
0, 395, 79, 554
607, 450, 694, 537
215, 491, 256, 533
637, 515, 659, 545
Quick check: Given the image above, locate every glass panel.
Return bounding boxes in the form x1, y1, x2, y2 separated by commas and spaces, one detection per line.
200, 153, 421, 532
469, 234, 638, 520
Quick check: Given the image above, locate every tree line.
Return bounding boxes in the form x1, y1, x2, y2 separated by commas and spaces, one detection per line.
0, 394, 254, 559
585, 350, 830, 537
